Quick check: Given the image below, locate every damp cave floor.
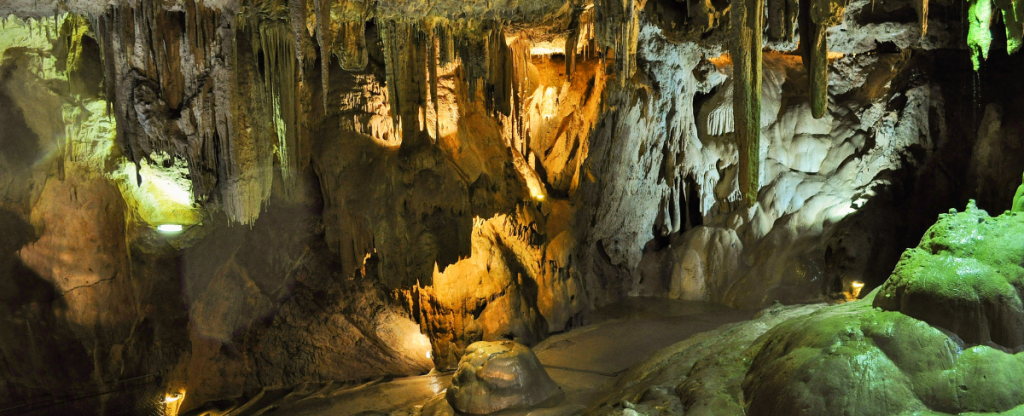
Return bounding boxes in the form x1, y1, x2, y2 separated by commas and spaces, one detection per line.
198, 298, 755, 416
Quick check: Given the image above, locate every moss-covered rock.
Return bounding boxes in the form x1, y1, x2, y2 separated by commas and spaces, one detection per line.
873, 201, 1024, 351
743, 203, 1024, 415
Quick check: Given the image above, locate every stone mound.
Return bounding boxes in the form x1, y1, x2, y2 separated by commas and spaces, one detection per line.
446, 340, 561, 414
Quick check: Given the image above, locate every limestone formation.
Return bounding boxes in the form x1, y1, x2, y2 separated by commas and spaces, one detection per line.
3, 0, 1024, 414
590, 204, 1024, 416
446, 341, 561, 414
873, 201, 1024, 352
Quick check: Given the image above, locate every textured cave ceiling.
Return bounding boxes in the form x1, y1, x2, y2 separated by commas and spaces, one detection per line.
2, 0, 1024, 414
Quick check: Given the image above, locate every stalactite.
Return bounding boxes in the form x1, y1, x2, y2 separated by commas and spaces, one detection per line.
250, 20, 300, 187
487, 23, 513, 117
565, 8, 582, 82
223, 10, 280, 224
437, 24, 455, 65
458, 28, 488, 104
508, 37, 530, 154
288, 0, 308, 73
801, 0, 845, 119
96, 1, 226, 201
337, 20, 368, 71
594, 0, 643, 85
732, 0, 764, 205
767, 0, 798, 41
313, 0, 332, 110
379, 20, 430, 142
429, 28, 440, 142
915, 0, 929, 36
1006, 1, 1024, 54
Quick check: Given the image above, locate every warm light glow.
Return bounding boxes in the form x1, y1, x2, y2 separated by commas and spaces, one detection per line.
164, 391, 185, 416
848, 280, 866, 300
426, 350, 433, 359
534, 194, 545, 201
157, 224, 184, 233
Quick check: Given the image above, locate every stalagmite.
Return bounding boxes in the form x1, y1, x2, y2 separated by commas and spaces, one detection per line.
732, 0, 764, 204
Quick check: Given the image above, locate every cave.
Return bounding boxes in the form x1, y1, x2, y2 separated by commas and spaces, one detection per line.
2, 0, 1024, 414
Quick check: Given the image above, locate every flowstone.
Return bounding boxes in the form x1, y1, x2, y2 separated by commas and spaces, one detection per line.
874, 200, 1024, 352
590, 203, 1024, 416
744, 202, 1024, 415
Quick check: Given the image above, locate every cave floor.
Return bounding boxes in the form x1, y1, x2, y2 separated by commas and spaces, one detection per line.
230, 299, 754, 416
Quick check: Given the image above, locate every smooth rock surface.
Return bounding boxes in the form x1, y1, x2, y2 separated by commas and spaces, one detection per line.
447, 341, 561, 414
873, 201, 1024, 352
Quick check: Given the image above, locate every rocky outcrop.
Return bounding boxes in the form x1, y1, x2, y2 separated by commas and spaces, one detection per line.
873, 201, 1024, 352
446, 341, 560, 414
589, 203, 1024, 415
743, 204, 1024, 415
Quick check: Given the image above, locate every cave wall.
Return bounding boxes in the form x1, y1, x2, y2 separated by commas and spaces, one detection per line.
2, 0, 1024, 412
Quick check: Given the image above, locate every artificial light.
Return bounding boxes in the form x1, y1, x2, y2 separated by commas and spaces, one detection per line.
157, 224, 184, 233
164, 394, 181, 403
850, 281, 865, 299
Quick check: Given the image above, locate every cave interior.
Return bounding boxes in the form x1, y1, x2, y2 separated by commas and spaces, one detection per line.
2, 0, 1024, 414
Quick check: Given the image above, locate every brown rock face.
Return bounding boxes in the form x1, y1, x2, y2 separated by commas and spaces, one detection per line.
446, 341, 560, 414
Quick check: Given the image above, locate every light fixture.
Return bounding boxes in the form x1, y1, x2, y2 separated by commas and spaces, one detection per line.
850, 281, 865, 299
164, 394, 182, 403
426, 350, 433, 359
157, 224, 184, 233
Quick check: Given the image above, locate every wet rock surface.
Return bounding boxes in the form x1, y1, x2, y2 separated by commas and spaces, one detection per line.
447, 341, 560, 414
590, 204, 1024, 416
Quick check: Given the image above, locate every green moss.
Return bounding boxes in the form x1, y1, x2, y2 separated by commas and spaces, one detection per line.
743, 204, 1024, 415
968, 0, 994, 70
1013, 172, 1024, 212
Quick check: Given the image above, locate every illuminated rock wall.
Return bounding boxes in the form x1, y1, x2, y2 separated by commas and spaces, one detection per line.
2, 0, 1024, 412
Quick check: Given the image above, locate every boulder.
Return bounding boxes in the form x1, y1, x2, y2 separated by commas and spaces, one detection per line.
446, 341, 560, 414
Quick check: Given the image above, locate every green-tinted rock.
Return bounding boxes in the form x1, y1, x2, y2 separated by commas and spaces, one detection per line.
1013, 172, 1024, 212
873, 201, 1024, 351
743, 204, 1024, 415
